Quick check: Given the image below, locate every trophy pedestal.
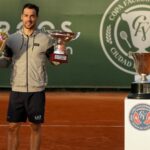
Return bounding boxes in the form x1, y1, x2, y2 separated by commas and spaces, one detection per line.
50, 53, 68, 63
125, 52, 150, 149
128, 82, 150, 99
125, 97, 150, 150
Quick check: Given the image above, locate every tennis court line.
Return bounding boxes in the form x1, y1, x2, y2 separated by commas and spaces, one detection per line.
0, 124, 123, 128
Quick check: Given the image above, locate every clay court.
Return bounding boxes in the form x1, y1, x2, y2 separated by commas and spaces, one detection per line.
0, 91, 127, 150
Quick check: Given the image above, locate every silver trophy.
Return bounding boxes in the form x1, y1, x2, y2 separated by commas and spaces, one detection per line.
49, 30, 80, 63
128, 52, 150, 98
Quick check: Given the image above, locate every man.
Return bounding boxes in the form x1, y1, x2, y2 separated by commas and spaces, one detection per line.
0, 3, 61, 150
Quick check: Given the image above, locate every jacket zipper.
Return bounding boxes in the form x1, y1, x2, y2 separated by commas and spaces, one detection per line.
26, 36, 29, 92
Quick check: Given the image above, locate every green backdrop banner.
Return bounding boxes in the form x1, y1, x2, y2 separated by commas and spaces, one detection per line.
1, 0, 149, 88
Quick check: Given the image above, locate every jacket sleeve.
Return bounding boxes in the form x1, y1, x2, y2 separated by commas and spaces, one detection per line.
45, 46, 54, 59
0, 56, 11, 68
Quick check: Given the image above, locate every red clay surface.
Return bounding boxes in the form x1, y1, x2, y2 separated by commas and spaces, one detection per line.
0, 91, 128, 150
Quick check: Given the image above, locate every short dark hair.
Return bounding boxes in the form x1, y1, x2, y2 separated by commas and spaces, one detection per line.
22, 3, 39, 16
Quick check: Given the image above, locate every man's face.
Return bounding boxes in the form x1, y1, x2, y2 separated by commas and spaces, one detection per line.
21, 8, 38, 30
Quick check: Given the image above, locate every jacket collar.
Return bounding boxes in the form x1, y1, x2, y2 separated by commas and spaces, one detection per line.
18, 28, 40, 38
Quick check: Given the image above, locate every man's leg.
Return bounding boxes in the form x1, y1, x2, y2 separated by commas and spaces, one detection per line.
30, 123, 41, 150
7, 122, 21, 150
27, 91, 45, 150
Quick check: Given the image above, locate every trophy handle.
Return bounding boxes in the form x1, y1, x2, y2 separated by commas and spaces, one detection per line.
0, 32, 8, 53
71, 32, 81, 41
0, 39, 7, 52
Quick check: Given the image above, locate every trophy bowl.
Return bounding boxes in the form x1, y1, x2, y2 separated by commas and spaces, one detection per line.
50, 31, 77, 42
128, 52, 150, 99
131, 52, 150, 81
0, 32, 8, 53
49, 30, 80, 63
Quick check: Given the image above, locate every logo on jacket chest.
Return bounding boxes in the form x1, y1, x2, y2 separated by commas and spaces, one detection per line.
33, 43, 40, 47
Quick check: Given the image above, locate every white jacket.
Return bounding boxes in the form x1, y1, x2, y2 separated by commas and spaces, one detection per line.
0, 29, 53, 92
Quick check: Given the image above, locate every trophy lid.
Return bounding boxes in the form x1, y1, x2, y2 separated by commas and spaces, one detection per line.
130, 52, 150, 75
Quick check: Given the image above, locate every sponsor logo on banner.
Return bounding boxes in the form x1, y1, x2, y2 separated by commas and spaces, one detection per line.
100, 0, 150, 74
0, 20, 75, 55
129, 104, 150, 130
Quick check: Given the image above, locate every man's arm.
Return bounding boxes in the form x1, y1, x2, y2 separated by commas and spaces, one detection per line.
45, 45, 54, 59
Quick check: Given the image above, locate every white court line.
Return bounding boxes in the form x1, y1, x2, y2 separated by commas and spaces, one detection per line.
0, 124, 124, 128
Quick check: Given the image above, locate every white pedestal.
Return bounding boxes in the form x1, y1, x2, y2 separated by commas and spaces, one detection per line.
125, 97, 150, 150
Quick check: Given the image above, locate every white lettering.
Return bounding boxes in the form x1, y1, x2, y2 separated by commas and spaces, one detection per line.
109, 4, 124, 21
34, 115, 42, 120
16, 22, 23, 30
55, 55, 67, 60
16, 21, 73, 32
38, 21, 55, 30
61, 21, 72, 32
0, 21, 10, 33
111, 47, 132, 67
